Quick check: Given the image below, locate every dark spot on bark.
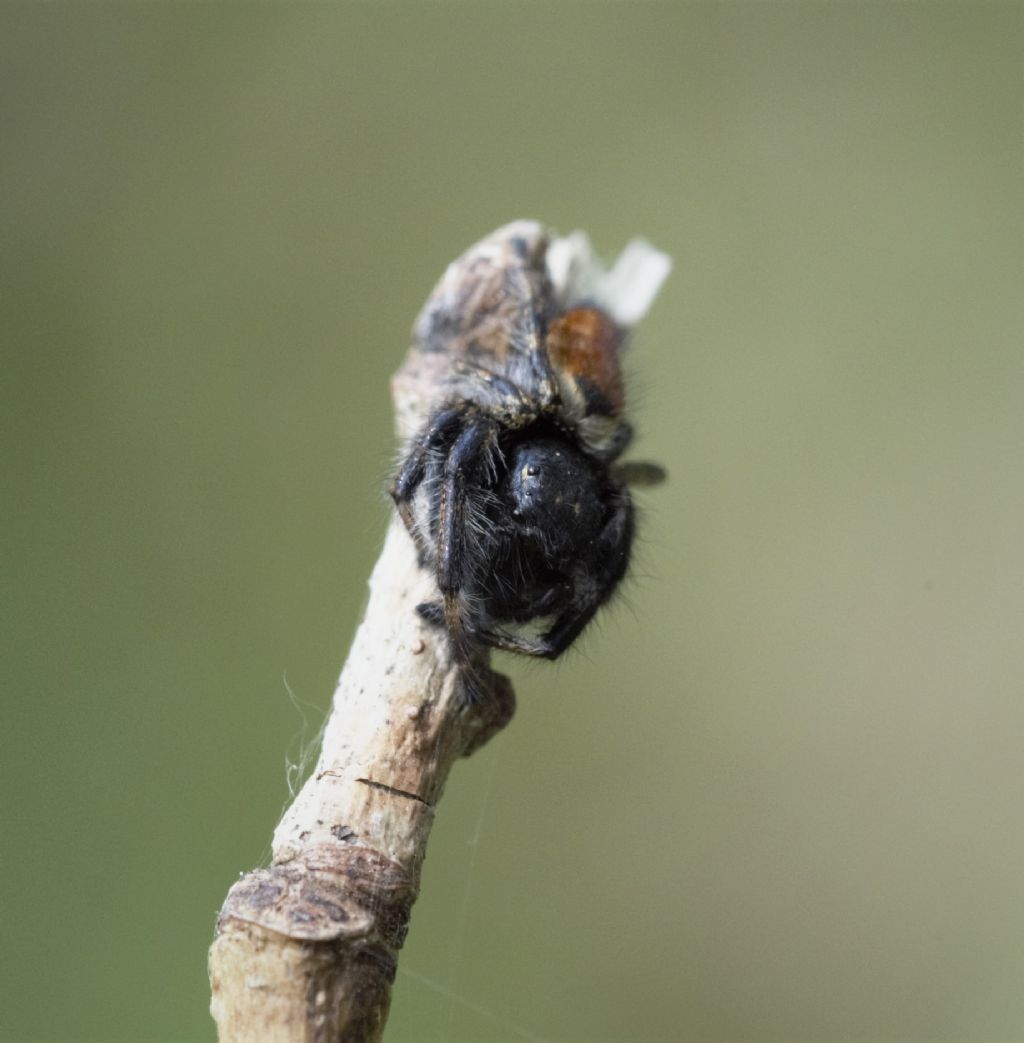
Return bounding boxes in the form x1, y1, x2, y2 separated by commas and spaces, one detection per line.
354, 944, 398, 984
307, 894, 348, 923
355, 777, 431, 806
249, 881, 284, 909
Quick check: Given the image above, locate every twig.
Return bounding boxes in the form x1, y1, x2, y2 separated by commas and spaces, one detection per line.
208, 221, 670, 1042
208, 514, 514, 1041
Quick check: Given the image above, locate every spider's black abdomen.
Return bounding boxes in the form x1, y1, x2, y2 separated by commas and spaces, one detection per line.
505, 438, 605, 562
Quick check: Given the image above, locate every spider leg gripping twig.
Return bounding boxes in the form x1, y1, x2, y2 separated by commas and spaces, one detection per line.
208, 514, 515, 1042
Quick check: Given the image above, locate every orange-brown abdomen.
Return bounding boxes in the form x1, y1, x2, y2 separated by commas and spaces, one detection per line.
545, 307, 625, 416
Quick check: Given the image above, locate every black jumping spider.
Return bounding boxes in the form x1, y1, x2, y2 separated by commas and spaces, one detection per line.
390, 222, 667, 677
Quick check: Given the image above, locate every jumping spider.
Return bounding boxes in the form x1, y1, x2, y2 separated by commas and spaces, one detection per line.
390, 222, 668, 681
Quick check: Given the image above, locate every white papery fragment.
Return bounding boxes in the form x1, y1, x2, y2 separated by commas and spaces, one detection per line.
546, 229, 673, 328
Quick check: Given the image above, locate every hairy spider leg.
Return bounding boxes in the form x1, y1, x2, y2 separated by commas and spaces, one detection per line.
604, 421, 634, 460
476, 489, 635, 660
612, 458, 668, 487
390, 406, 468, 555
436, 416, 500, 658
449, 359, 529, 411
415, 580, 566, 637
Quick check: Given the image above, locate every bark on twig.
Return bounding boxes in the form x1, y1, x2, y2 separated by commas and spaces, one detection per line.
207, 239, 519, 1042
208, 517, 514, 1041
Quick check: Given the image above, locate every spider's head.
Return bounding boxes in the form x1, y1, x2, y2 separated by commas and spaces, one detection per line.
506, 437, 605, 558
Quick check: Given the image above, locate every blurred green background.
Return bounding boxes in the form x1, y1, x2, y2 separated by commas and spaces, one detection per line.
3, 3, 1023, 1041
